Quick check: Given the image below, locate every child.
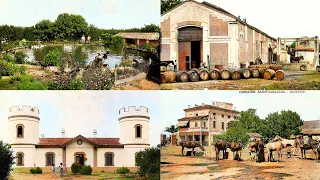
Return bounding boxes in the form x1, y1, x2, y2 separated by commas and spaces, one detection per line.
59, 163, 64, 177
52, 164, 55, 178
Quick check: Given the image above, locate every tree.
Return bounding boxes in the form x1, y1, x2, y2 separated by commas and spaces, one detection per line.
135, 146, 160, 179
0, 141, 15, 180
213, 126, 250, 146
230, 109, 261, 133
262, 110, 303, 139
140, 24, 160, 32
34, 20, 54, 41
164, 125, 178, 133
54, 13, 88, 40
161, 0, 182, 14
88, 24, 103, 41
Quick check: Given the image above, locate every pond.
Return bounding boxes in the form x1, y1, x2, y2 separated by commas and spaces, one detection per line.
23, 44, 150, 69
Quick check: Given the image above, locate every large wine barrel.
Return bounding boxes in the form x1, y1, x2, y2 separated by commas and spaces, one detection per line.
160, 71, 176, 83
263, 69, 276, 80
230, 70, 241, 80
176, 71, 189, 82
209, 68, 220, 80
258, 68, 266, 77
221, 69, 231, 80
275, 70, 285, 80
270, 64, 282, 71
251, 68, 260, 78
197, 68, 210, 81
187, 71, 199, 82
256, 64, 271, 69
215, 65, 223, 71
239, 68, 251, 79
248, 65, 257, 69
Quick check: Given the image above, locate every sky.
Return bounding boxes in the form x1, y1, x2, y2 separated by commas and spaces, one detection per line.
193, 0, 320, 38
160, 90, 320, 134
0, 91, 161, 147
0, 0, 160, 29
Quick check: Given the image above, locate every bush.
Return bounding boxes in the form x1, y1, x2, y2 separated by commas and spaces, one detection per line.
68, 79, 84, 90
80, 165, 92, 175
116, 69, 123, 75
3, 54, 15, 62
15, 74, 48, 90
135, 147, 160, 179
30, 168, 35, 174
71, 163, 82, 174
14, 51, 28, 64
115, 167, 130, 174
35, 167, 42, 174
81, 68, 115, 90
43, 49, 61, 66
0, 60, 26, 76
0, 141, 15, 180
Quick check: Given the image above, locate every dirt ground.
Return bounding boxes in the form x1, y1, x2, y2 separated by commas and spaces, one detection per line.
161, 145, 320, 180
160, 70, 320, 90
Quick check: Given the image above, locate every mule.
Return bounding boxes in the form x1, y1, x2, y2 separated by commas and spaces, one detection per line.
180, 141, 205, 156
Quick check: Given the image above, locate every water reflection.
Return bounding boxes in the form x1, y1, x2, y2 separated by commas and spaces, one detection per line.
23, 44, 149, 69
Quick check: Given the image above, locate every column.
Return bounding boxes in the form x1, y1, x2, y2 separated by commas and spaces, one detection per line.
94, 148, 97, 167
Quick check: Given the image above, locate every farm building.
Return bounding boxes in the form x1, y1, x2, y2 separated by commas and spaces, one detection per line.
8, 106, 150, 172
114, 32, 160, 47
160, 0, 276, 71
246, 133, 263, 141
176, 101, 240, 145
300, 120, 320, 141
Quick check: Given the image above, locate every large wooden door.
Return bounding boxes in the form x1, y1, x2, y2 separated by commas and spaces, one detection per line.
179, 41, 191, 71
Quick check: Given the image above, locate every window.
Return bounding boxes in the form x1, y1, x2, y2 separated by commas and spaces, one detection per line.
234, 116, 237, 119
213, 121, 216, 128
195, 113, 198, 116
105, 152, 114, 166
45, 152, 55, 166
16, 152, 24, 166
222, 114, 224, 118
228, 116, 231, 119
135, 124, 142, 138
227, 122, 231, 129
222, 122, 225, 130
203, 122, 206, 127
17, 124, 24, 138
213, 113, 216, 116
195, 122, 198, 127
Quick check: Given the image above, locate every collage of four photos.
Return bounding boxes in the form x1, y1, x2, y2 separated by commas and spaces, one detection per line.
0, 0, 320, 180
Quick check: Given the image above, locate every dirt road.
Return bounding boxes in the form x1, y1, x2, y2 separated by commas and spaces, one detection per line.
161, 145, 320, 180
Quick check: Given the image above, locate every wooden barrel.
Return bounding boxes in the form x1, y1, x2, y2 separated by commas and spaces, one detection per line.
256, 64, 271, 69
248, 65, 257, 69
270, 64, 282, 71
220, 69, 231, 80
215, 65, 223, 71
258, 68, 266, 77
239, 68, 251, 79
275, 70, 285, 80
263, 69, 276, 80
176, 71, 189, 82
209, 68, 220, 80
197, 68, 210, 81
160, 71, 176, 83
230, 70, 241, 80
187, 71, 199, 82
251, 68, 260, 78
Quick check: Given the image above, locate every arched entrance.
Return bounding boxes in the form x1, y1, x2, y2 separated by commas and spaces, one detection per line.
178, 26, 203, 71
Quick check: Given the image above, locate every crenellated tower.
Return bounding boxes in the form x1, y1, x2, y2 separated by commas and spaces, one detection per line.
118, 106, 150, 145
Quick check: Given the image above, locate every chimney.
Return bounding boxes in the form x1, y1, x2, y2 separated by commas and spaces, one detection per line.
41, 134, 44, 138
61, 128, 65, 138
93, 129, 97, 138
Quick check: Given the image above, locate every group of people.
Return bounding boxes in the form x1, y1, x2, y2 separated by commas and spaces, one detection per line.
51, 163, 65, 178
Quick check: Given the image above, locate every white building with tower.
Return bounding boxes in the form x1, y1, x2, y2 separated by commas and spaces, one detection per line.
8, 105, 150, 172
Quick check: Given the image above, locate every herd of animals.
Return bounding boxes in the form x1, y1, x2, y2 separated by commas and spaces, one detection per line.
162, 135, 320, 163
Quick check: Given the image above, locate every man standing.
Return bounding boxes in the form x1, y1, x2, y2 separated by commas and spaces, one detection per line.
51, 164, 55, 178
59, 163, 64, 177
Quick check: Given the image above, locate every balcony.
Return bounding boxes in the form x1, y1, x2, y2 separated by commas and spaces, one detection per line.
189, 127, 209, 131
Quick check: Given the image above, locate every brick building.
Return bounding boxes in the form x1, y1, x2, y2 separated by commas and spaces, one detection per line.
176, 101, 240, 145
161, 0, 276, 71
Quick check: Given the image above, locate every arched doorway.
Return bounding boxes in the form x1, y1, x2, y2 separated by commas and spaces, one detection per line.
178, 26, 203, 71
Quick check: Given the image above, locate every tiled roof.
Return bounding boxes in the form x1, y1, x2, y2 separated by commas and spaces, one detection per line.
246, 133, 262, 138
36, 135, 123, 148
301, 120, 320, 135
114, 32, 160, 40
183, 104, 239, 113
178, 115, 209, 121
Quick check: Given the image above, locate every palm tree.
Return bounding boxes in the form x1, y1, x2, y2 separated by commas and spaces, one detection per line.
165, 125, 178, 133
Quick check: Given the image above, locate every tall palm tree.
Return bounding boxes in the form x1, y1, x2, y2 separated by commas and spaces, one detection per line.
165, 125, 178, 133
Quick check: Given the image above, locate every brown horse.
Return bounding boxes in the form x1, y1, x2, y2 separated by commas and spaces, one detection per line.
214, 140, 229, 160
300, 139, 319, 162
180, 141, 205, 156
230, 142, 242, 160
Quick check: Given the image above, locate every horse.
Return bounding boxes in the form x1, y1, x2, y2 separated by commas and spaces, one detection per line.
300, 139, 319, 162
214, 140, 228, 160
179, 141, 205, 156
230, 142, 242, 161
249, 141, 257, 161
265, 140, 284, 162
273, 136, 299, 157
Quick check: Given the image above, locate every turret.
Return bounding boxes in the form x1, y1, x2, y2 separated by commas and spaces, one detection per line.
8, 106, 40, 145
118, 106, 150, 145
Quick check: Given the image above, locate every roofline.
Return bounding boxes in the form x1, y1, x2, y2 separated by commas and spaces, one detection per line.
183, 105, 239, 113
161, 0, 276, 41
